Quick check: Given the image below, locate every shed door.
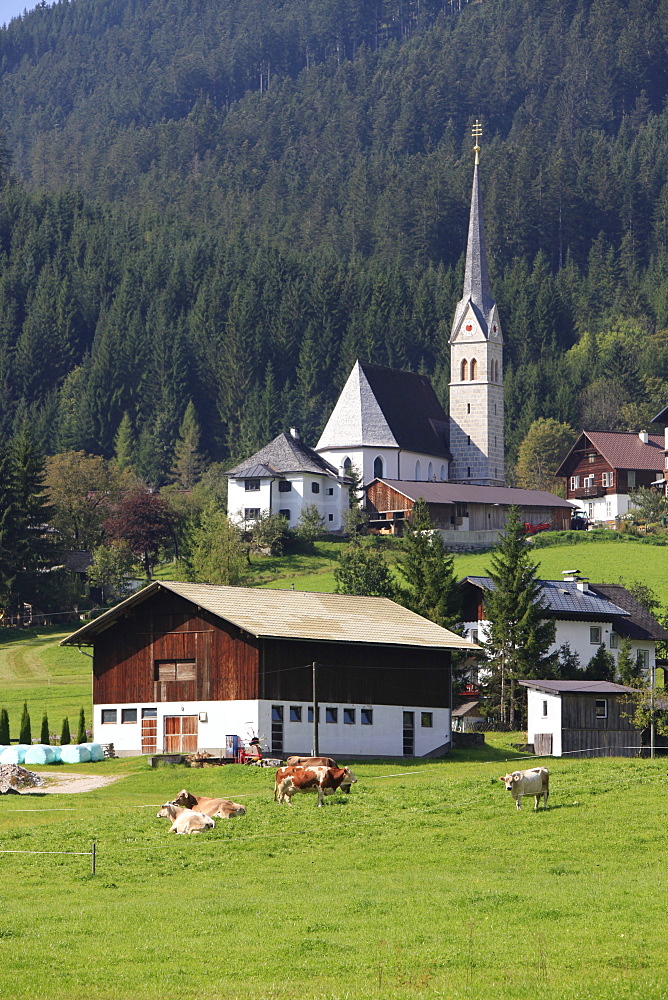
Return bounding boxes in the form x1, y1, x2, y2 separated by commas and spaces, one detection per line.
141, 712, 157, 754
534, 733, 553, 756
164, 715, 198, 753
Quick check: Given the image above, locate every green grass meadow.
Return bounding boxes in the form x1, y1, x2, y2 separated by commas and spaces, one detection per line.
2, 740, 668, 999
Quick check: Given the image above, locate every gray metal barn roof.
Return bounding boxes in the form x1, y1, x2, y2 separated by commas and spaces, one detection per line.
61, 581, 479, 652
371, 480, 575, 508
519, 680, 635, 695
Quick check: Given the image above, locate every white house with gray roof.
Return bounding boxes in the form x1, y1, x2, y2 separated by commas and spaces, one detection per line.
227, 429, 350, 531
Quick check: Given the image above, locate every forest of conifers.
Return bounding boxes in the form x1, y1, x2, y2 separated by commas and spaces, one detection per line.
2, 0, 668, 482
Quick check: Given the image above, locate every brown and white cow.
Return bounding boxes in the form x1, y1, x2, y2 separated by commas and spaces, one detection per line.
499, 767, 549, 810
173, 788, 246, 818
285, 756, 355, 793
156, 802, 215, 834
274, 765, 357, 807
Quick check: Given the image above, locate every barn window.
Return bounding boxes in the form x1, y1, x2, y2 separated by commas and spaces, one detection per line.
121, 708, 137, 724
461, 359, 468, 381
470, 358, 478, 379
361, 709, 373, 725
278, 480, 292, 492
589, 627, 601, 644
420, 712, 433, 728
142, 707, 157, 719
155, 660, 196, 682
542, 701, 548, 718
289, 706, 302, 723
244, 479, 261, 491
344, 708, 355, 725
271, 705, 284, 722
307, 706, 320, 723
325, 707, 338, 723
374, 456, 384, 479
595, 699, 608, 719
101, 709, 117, 724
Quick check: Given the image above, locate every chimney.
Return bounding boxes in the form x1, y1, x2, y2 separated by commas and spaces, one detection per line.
639, 430, 649, 444
576, 578, 589, 593
561, 570, 580, 583
289, 427, 300, 441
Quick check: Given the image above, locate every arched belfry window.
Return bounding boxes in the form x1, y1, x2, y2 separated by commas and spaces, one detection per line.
460, 359, 468, 381
415, 460, 422, 480
373, 456, 384, 480
470, 358, 478, 380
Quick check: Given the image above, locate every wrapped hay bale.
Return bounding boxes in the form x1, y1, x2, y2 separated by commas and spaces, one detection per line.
51, 745, 63, 761
87, 743, 105, 762
0, 745, 28, 765
59, 744, 91, 764
24, 744, 56, 765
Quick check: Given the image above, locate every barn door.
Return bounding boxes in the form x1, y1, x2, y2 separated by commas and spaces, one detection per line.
164, 715, 198, 753
141, 708, 157, 754
534, 733, 553, 756
403, 711, 415, 756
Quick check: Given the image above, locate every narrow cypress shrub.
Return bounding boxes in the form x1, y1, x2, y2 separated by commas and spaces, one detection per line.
60, 716, 71, 745
77, 707, 86, 744
40, 710, 50, 745
0, 707, 9, 744
19, 702, 31, 744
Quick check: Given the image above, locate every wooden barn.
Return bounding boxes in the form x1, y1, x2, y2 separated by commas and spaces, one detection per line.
520, 679, 643, 758
60, 582, 477, 758
365, 479, 574, 549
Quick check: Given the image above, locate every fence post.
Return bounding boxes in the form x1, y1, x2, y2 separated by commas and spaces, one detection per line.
91, 842, 96, 875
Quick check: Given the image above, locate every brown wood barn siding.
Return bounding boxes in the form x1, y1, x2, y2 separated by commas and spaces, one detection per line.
260, 638, 451, 707
561, 694, 635, 731
93, 592, 259, 705
561, 730, 641, 757
366, 482, 412, 517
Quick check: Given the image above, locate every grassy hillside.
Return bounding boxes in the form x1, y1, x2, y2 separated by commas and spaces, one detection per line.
2, 743, 668, 999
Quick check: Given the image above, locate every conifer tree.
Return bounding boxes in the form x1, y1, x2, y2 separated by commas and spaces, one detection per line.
615, 638, 642, 686
584, 644, 616, 682
170, 400, 204, 488
19, 701, 31, 744
77, 707, 86, 744
60, 716, 71, 745
0, 707, 10, 745
113, 412, 136, 473
334, 536, 395, 598
396, 499, 460, 629
483, 507, 557, 726
40, 709, 50, 745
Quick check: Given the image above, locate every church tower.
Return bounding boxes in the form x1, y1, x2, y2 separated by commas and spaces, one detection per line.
449, 122, 504, 486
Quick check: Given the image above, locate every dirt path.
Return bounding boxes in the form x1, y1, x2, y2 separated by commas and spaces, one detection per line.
20, 772, 124, 794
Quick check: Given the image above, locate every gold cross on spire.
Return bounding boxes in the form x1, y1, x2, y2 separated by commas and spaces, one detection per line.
472, 119, 482, 165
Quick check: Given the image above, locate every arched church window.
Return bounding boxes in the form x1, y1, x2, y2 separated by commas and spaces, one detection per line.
460, 359, 468, 381
470, 358, 478, 380
343, 457, 352, 476
415, 460, 422, 480
440, 465, 446, 481
428, 462, 434, 480
373, 456, 384, 480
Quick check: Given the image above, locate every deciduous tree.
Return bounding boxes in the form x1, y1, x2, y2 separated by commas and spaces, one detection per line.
334, 536, 395, 598
104, 489, 178, 578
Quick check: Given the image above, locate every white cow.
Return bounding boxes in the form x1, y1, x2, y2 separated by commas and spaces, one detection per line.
499, 767, 549, 810
156, 802, 215, 834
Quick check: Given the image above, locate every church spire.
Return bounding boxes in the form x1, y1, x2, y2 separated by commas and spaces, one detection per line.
458, 120, 494, 328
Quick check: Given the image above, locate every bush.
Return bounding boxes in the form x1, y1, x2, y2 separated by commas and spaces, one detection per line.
77, 707, 86, 744
60, 716, 71, 745
0, 708, 9, 744
40, 710, 50, 745
19, 702, 31, 745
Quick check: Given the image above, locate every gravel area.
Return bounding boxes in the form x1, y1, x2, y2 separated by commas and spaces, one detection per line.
20, 771, 124, 795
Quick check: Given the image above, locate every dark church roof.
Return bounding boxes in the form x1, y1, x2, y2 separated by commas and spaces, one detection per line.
226, 432, 341, 479
316, 360, 450, 459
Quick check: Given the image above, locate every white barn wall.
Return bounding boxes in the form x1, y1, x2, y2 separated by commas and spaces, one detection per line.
526, 688, 562, 756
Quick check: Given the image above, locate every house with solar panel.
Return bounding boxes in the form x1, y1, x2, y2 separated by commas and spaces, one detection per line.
460, 572, 668, 680
60, 581, 477, 758
225, 131, 572, 544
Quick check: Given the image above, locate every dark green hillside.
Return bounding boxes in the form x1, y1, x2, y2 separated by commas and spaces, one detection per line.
2, 0, 668, 477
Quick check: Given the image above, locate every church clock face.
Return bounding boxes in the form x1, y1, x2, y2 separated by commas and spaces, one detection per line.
465, 324, 473, 332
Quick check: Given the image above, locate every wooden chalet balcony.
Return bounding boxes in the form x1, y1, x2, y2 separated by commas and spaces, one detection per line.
571, 485, 605, 499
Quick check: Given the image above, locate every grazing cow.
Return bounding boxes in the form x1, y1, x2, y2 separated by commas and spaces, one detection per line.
156, 802, 215, 834
285, 755, 355, 793
173, 788, 246, 818
274, 765, 357, 807
499, 767, 549, 810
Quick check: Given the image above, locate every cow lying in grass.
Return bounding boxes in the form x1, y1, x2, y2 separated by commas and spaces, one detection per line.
499, 767, 549, 810
156, 802, 215, 834
285, 756, 355, 793
173, 788, 246, 818
274, 765, 357, 807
